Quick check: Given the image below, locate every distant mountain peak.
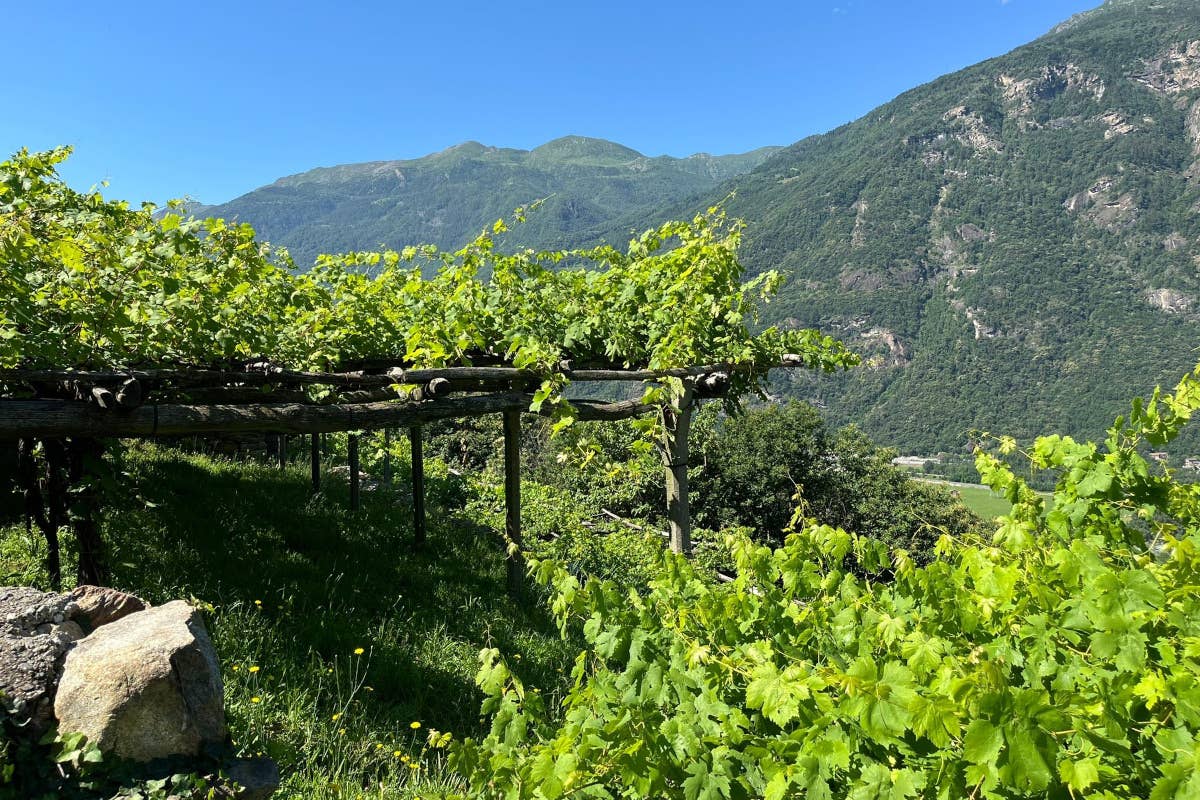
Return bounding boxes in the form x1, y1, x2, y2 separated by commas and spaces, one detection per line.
528, 136, 645, 164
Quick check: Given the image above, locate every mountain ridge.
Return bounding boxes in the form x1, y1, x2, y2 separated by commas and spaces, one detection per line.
190, 136, 782, 264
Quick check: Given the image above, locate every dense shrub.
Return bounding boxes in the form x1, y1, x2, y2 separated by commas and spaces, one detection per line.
691, 401, 982, 561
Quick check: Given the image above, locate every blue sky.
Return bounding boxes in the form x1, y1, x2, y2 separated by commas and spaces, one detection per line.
3, 0, 1100, 205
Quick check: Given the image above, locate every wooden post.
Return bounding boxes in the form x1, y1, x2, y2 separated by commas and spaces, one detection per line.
310, 433, 321, 491
382, 428, 393, 485
661, 383, 695, 556
348, 433, 360, 511
67, 437, 108, 586
409, 425, 426, 545
277, 433, 287, 469
17, 438, 61, 590
503, 410, 522, 594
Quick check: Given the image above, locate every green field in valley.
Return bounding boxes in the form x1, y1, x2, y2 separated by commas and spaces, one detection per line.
910, 478, 1053, 520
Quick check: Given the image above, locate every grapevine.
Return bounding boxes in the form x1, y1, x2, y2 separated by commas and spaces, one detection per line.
0, 147, 856, 418
450, 366, 1200, 799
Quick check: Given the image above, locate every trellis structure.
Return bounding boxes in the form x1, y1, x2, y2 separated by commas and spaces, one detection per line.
1, 356, 809, 591
1, 147, 858, 594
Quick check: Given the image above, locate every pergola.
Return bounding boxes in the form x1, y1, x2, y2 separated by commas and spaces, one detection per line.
2, 356, 808, 591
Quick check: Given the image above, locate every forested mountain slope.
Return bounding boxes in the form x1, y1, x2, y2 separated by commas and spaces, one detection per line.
712, 0, 1200, 454
192, 137, 779, 267
194, 0, 1200, 457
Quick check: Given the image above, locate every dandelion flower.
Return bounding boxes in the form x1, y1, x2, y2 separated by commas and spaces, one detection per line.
232, 665, 240, 672
393, 750, 402, 758
250, 696, 261, 704
375, 743, 384, 750
408, 763, 420, 770
354, 647, 365, 655
338, 728, 346, 735
332, 713, 342, 721
248, 666, 260, 674
409, 721, 421, 729
254, 600, 262, 606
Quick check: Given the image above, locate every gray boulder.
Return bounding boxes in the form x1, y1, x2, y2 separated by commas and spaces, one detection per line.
226, 757, 281, 800
69, 584, 147, 632
54, 600, 227, 762
0, 586, 82, 734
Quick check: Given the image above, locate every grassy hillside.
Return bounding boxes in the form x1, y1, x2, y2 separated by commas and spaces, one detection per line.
1, 443, 576, 798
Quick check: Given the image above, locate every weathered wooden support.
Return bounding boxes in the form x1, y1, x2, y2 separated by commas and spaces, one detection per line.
661, 383, 695, 556
310, 433, 321, 492
67, 437, 108, 586
0, 356, 810, 395
17, 438, 61, 590
409, 425, 425, 546
0, 394, 653, 440
0, 367, 395, 389
503, 410, 522, 595
348, 434, 360, 511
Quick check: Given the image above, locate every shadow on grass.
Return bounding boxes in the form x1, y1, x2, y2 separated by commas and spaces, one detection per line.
104, 443, 573, 737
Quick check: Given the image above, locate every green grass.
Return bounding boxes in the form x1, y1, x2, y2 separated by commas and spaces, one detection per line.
949, 484, 1016, 520
907, 478, 1055, 520
1, 443, 576, 799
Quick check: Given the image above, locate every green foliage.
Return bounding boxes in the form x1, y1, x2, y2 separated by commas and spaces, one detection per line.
450, 364, 1200, 799
0, 147, 853, 422
0, 723, 227, 800
691, 402, 981, 561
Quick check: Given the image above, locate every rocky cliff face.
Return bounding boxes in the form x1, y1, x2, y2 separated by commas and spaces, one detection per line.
696, 0, 1200, 453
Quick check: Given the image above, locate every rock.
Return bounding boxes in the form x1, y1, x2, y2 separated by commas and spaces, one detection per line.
226, 757, 280, 800
69, 585, 148, 632
54, 600, 227, 762
0, 586, 80, 734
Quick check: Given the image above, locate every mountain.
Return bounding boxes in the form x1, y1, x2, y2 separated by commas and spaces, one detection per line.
193, 137, 781, 266
195, 0, 1200, 458
686, 0, 1200, 455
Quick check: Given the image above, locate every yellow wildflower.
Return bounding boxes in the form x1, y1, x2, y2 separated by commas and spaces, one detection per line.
354, 647, 365, 655
248, 666, 260, 674
409, 721, 421, 729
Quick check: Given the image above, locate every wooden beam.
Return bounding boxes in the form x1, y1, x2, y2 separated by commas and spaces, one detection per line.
661, 384, 695, 556
409, 426, 425, 546
0, 367, 396, 389
503, 410, 522, 595
0, 393, 654, 440
0, 355, 813, 394
348, 434, 360, 511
